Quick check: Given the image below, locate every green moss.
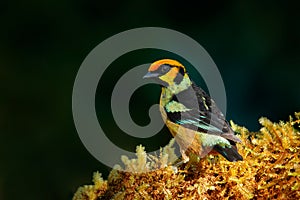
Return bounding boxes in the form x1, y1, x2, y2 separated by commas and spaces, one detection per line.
73, 113, 300, 199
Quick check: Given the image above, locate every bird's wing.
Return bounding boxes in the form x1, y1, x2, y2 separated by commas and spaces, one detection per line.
165, 83, 241, 143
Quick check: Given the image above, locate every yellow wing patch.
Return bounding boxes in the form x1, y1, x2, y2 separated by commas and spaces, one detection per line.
165, 101, 191, 112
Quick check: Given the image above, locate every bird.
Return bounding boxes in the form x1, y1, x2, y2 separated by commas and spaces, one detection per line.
143, 59, 243, 163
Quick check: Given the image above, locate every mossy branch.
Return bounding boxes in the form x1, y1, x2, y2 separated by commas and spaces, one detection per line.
73, 113, 300, 200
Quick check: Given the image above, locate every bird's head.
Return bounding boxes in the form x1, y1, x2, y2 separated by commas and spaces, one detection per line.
143, 59, 190, 87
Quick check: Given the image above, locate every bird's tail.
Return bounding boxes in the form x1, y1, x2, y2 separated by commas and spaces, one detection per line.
213, 145, 243, 162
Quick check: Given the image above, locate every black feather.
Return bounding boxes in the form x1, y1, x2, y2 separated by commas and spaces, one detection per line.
165, 84, 223, 134
173, 67, 185, 84
213, 145, 243, 162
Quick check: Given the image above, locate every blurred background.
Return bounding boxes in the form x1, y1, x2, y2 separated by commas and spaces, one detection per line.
1, 1, 299, 199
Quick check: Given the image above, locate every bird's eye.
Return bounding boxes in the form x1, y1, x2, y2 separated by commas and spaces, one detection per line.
160, 64, 170, 73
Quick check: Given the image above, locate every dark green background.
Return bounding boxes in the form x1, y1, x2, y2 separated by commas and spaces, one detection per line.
1, 1, 299, 199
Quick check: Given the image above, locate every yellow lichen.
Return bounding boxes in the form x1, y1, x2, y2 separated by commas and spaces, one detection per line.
73, 172, 107, 200
73, 113, 300, 199
119, 139, 178, 173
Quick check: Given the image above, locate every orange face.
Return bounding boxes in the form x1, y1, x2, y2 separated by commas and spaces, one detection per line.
144, 59, 186, 86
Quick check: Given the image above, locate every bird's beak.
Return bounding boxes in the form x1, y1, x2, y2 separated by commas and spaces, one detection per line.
143, 72, 160, 79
